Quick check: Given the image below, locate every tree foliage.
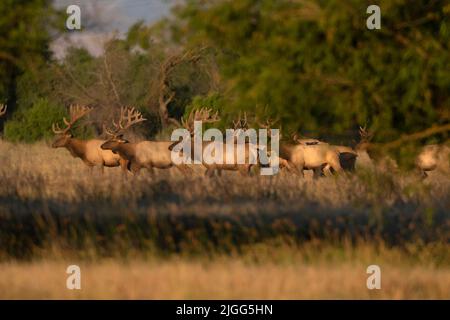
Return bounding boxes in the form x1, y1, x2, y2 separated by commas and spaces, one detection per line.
173, 0, 450, 143
4, 98, 66, 142
1, 0, 449, 150
0, 0, 62, 111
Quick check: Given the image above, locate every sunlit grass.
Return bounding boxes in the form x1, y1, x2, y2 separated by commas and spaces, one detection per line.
0, 140, 448, 298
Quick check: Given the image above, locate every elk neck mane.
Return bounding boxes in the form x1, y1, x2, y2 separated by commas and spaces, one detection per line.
113, 142, 136, 161
65, 138, 87, 160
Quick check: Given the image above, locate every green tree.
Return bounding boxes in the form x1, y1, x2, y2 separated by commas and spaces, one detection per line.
4, 98, 66, 142
173, 0, 450, 144
0, 0, 62, 129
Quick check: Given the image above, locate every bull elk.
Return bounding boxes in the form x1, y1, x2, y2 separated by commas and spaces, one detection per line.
52, 105, 128, 174
101, 107, 190, 175
0, 104, 6, 117
254, 118, 343, 178
182, 108, 256, 176
169, 109, 262, 176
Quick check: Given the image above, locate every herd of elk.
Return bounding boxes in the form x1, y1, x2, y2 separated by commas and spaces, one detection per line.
52, 105, 128, 174
48, 104, 448, 179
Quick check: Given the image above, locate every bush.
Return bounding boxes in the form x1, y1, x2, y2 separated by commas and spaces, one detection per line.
184, 92, 226, 127
4, 98, 67, 143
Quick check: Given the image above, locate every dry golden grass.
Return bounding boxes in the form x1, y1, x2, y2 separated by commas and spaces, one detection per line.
0, 140, 449, 299
1, 257, 449, 299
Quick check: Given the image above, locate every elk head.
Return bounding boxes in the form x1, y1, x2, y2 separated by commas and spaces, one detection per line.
52, 105, 93, 148
0, 104, 7, 117
356, 125, 374, 151
101, 107, 146, 152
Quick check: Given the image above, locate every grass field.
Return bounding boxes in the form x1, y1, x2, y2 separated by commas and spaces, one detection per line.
0, 140, 449, 299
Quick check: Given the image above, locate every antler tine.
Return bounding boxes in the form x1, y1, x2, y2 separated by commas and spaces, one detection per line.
67, 104, 93, 127
181, 107, 220, 134
103, 123, 118, 137
233, 111, 249, 130
52, 122, 66, 134
359, 125, 374, 143
115, 106, 146, 133
52, 104, 91, 135
242, 112, 248, 128
200, 108, 220, 123
0, 104, 6, 116
257, 116, 278, 129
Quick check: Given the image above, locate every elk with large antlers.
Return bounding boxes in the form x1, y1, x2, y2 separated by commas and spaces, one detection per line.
52, 105, 128, 174
0, 104, 7, 117
101, 107, 190, 175
171, 108, 262, 176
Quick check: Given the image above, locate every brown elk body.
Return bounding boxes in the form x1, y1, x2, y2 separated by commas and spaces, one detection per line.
190, 110, 258, 176
200, 112, 258, 176
101, 107, 190, 175
52, 105, 128, 174
102, 138, 185, 174
290, 133, 358, 174
279, 142, 343, 178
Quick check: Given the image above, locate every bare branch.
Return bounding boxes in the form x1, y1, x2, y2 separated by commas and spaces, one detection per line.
157, 47, 209, 128
103, 53, 122, 106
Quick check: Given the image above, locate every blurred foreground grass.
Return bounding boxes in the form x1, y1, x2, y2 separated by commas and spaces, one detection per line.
1, 244, 449, 299
0, 141, 448, 298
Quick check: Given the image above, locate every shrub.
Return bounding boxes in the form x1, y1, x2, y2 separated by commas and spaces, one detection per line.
4, 98, 67, 143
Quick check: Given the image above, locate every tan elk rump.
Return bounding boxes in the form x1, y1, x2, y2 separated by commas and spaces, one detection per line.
416, 144, 450, 178
52, 105, 128, 174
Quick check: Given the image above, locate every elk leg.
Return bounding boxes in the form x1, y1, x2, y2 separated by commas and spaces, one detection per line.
238, 165, 251, 176
147, 166, 155, 175
294, 163, 305, 178
329, 159, 343, 175
130, 162, 141, 175
120, 159, 129, 179
322, 164, 332, 176
421, 170, 428, 179
204, 165, 216, 177
177, 164, 193, 175
313, 168, 323, 179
